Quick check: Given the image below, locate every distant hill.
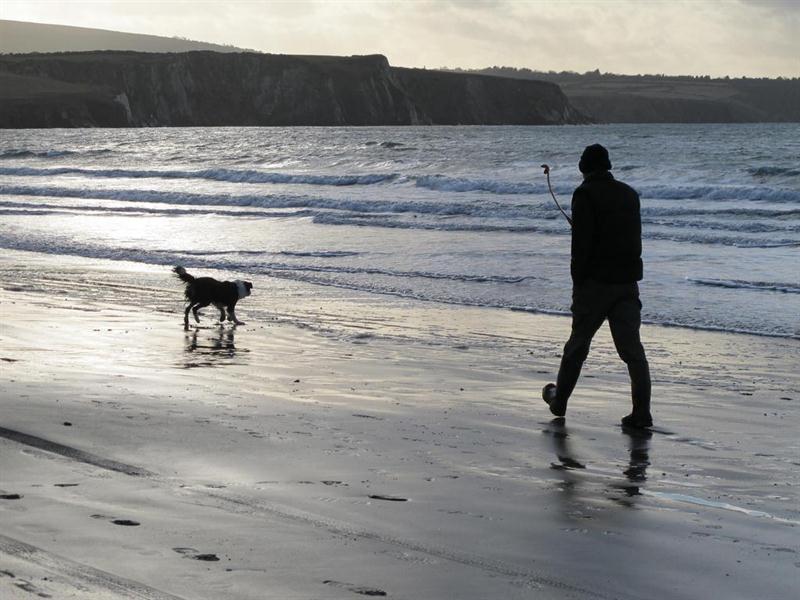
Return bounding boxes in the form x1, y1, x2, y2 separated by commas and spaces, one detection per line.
0, 20, 250, 54
0, 51, 589, 127
450, 67, 800, 123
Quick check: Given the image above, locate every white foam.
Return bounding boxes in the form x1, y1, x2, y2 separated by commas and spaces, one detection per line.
686, 277, 800, 294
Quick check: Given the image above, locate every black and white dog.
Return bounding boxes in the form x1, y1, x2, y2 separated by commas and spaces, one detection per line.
173, 266, 253, 328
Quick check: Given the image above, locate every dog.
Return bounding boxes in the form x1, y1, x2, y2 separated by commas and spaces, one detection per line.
173, 266, 253, 328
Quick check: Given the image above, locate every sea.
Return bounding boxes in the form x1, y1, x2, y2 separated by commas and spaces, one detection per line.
1, 124, 798, 339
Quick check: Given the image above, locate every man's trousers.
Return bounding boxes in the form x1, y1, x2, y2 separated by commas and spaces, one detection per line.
554, 279, 651, 417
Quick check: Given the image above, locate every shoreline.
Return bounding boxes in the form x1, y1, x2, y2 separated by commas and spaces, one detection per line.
1, 245, 796, 342
1, 249, 798, 599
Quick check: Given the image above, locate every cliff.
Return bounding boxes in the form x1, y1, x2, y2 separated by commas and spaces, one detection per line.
392, 68, 585, 125
0, 52, 589, 128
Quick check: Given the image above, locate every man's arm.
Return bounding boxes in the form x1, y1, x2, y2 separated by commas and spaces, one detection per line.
570, 189, 594, 285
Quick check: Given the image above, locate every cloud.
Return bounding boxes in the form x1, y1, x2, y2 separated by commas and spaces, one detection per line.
2, 0, 797, 76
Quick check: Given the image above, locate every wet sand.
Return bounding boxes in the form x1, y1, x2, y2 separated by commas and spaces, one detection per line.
1, 250, 798, 599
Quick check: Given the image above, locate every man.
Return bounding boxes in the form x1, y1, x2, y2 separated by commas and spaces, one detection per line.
542, 144, 652, 428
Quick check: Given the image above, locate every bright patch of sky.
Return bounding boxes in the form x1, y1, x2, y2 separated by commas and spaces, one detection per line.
3, 0, 798, 77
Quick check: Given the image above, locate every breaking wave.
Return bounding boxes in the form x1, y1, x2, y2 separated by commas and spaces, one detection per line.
0, 165, 398, 186
3, 165, 798, 203
687, 278, 800, 294
413, 175, 542, 195
0, 184, 549, 218
748, 166, 800, 178
0, 148, 113, 159
2, 185, 798, 245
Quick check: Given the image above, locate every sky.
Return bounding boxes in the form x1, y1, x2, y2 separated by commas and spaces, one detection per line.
2, 0, 798, 77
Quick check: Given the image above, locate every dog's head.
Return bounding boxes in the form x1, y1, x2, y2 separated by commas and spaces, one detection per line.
235, 280, 253, 299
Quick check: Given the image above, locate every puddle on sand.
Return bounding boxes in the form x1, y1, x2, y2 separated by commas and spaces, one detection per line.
642, 490, 799, 525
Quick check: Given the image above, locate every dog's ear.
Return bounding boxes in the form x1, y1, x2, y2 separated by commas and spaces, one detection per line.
245, 282, 253, 290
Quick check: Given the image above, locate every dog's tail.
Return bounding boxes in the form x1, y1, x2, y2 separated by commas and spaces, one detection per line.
173, 266, 195, 284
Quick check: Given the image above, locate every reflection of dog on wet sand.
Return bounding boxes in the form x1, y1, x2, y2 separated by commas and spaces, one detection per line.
173, 266, 253, 328
185, 328, 237, 359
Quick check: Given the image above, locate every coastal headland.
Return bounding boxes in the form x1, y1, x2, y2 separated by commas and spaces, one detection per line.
0, 51, 588, 128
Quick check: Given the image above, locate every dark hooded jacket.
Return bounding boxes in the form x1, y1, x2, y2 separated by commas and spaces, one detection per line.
570, 171, 643, 285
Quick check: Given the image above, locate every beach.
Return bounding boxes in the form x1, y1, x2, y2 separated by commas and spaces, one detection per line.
2, 251, 798, 599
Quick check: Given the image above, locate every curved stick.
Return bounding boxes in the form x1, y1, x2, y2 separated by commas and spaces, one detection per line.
541, 164, 573, 227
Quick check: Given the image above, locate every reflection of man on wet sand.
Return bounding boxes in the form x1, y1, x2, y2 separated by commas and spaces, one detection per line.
544, 419, 651, 507
622, 430, 651, 485
543, 144, 652, 429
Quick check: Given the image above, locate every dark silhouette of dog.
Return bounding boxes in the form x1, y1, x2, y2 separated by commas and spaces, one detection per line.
173, 266, 252, 328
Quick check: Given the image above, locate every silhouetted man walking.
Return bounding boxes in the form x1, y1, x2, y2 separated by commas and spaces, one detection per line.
542, 144, 652, 428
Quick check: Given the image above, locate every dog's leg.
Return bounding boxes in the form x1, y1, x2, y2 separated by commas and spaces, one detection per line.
215, 303, 226, 323
192, 302, 209, 324
184, 303, 193, 329
227, 304, 245, 326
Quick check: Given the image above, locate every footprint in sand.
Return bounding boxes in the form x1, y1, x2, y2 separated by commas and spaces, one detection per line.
0, 493, 23, 500
368, 494, 408, 502
323, 579, 387, 597
90, 514, 140, 526
14, 579, 52, 598
173, 547, 220, 561
0, 570, 52, 598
